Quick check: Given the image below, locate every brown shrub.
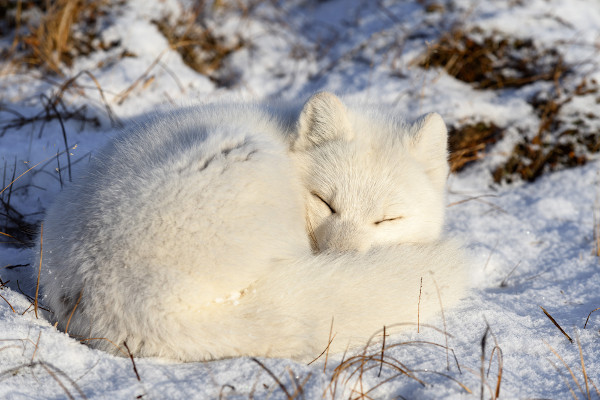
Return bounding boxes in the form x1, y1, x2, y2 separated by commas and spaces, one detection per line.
419, 28, 566, 90
3, 0, 111, 75
448, 121, 503, 172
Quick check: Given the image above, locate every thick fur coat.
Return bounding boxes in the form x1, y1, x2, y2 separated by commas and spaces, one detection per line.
36, 93, 466, 361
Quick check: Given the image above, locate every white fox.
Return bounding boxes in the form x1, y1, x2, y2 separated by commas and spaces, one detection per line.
36, 92, 466, 361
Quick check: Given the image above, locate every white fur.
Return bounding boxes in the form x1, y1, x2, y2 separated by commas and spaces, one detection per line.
296, 92, 449, 251
36, 93, 466, 361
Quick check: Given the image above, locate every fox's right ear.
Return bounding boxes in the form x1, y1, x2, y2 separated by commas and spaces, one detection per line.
294, 92, 353, 150
410, 112, 449, 190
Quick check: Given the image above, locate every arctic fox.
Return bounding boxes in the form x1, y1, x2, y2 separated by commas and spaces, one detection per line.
36, 92, 466, 361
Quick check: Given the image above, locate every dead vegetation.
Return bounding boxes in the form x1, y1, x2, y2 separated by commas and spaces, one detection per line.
419, 28, 566, 90
0, 1, 114, 248
0, 330, 88, 399
1, 1, 597, 188
493, 77, 600, 183
0, 0, 265, 244
0, 70, 110, 247
1, 0, 114, 75
247, 323, 510, 400
152, 3, 248, 87
2, 0, 247, 87
545, 335, 600, 399
448, 121, 503, 172
417, 26, 600, 183
1, 159, 38, 246
0, 1, 599, 398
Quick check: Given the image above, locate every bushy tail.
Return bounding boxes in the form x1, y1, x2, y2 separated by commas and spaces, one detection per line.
141, 238, 467, 361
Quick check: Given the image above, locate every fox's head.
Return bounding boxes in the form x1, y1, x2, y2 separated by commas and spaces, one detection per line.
291, 92, 449, 253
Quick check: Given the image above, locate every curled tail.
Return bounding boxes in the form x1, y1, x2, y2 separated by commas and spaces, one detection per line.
127, 238, 467, 361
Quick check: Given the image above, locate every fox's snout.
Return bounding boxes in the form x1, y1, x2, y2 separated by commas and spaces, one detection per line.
313, 220, 372, 253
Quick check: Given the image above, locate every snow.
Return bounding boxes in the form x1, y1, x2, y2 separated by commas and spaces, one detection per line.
1, 0, 600, 398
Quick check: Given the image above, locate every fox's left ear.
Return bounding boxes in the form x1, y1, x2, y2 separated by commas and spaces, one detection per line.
294, 92, 353, 151
410, 112, 449, 189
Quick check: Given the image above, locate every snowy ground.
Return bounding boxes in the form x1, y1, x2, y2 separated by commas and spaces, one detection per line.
1, 0, 600, 398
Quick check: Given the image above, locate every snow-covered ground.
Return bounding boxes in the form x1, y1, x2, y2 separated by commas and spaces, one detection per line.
1, 0, 599, 398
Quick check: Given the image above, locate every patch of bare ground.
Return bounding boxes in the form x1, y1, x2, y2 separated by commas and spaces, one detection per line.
418, 26, 599, 182
493, 78, 600, 183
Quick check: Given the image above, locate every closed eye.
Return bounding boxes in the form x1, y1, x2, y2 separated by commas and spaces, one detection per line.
374, 216, 403, 225
312, 192, 336, 214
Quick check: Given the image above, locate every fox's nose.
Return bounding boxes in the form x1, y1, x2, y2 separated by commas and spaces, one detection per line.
317, 220, 371, 253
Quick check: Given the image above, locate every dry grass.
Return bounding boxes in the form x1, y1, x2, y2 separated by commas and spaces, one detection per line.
1, 158, 42, 246
540, 306, 573, 343
123, 342, 142, 383
418, 28, 565, 90
0, 141, 81, 247
493, 77, 600, 183
583, 307, 600, 329
417, 25, 600, 183
2, 0, 112, 75
448, 121, 503, 172
0, 360, 88, 399
250, 324, 472, 400
152, 1, 250, 87
34, 221, 42, 318
0, 1, 599, 398
545, 338, 600, 400
244, 322, 510, 400
0, 329, 88, 399
0, 66, 118, 247
477, 324, 503, 400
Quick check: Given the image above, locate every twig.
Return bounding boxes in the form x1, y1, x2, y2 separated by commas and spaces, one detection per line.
123, 342, 142, 382
0, 157, 54, 197
500, 261, 521, 288
378, 325, 386, 377
31, 331, 42, 362
41, 94, 72, 181
218, 384, 235, 400
540, 306, 573, 343
251, 357, 291, 399
34, 222, 43, 319
487, 345, 503, 399
307, 317, 336, 368
575, 331, 591, 400
583, 307, 600, 329
114, 49, 169, 105
286, 369, 311, 399
0, 361, 88, 400
40, 361, 88, 400
447, 194, 499, 207
56, 150, 63, 188
57, 70, 119, 125
480, 325, 489, 400
0, 293, 15, 312
16, 280, 50, 313
545, 340, 585, 397
65, 289, 83, 335
589, 376, 600, 398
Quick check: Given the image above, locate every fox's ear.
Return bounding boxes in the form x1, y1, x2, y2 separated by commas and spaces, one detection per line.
410, 112, 449, 189
294, 92, 353, 150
